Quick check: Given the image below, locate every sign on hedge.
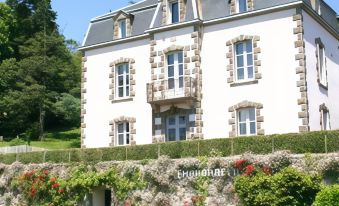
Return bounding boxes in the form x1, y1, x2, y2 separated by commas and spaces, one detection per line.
177, 168, 239, 179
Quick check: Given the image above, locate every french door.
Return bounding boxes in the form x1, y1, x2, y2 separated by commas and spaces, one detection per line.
167, 115, 186, 142
167, 52, 184, 96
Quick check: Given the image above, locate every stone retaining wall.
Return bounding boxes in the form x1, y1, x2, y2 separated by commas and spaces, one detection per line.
0, 152, 338, 205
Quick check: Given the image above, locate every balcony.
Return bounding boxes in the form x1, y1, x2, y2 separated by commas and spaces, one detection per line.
147, 77, 197, 105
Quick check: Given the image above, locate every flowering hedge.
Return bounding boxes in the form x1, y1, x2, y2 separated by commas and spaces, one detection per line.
12, 166, 146, 206
12, 170, 68, 206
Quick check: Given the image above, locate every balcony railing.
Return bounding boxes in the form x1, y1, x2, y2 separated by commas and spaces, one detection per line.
147, 77, 197, 104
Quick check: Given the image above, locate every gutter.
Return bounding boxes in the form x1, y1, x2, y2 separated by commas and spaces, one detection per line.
145, 19, 202, 33
78, 34, 149, 51
301, 3, 339, 39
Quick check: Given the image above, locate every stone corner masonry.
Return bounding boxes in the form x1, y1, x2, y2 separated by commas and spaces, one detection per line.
293, 13, 310, 132
81, 56, 87, 149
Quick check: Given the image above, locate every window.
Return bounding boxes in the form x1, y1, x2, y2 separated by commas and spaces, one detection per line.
321, 110, 330, 130
316, 41, 327, 86
238, 108, 256, 136
169, 1, 179, 23
236, 0, 247, 13
117, 122, 130, 145
235, 40, 254, 81
167, 51, 184, 91
116, 63, 129, 98
118, 19, 126, 38
167, 115, 186, 141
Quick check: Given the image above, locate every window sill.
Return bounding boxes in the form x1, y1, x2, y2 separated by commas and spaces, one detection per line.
318, 82, 328, 90
112, 97, 133, 104
230, 80, 258, 87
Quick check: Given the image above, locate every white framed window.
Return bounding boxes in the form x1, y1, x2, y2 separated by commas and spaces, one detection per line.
236, 0, 247, 13
238, 108, 256, 136
321, 110, 330, 130
118, 19, 127, 38
169, 0, 179, 23
116, 63, 129, 98
316, 41, 327, 86
117, 122, 130, 146
167, 51, 184, 92
167, 115, 186, 141
235, 40, 254, 81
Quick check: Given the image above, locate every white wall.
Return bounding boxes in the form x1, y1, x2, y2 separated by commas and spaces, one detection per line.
201, 9, 301, 139
303, 11, 339, 130
84, 39, 152, 148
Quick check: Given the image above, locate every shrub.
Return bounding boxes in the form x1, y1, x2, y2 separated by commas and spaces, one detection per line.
9, 137, 26, 146
0, 130, 338, 164
234, 167, 321, 206
11, 169, 70, 206
313, 184, 339, 206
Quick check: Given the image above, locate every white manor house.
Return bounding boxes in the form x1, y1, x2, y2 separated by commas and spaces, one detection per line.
79, 0, 339, 148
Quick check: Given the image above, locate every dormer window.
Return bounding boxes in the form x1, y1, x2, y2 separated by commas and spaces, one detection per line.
113, 11, 133, 39
169, 0, 179, 23
118, 19, 127, 38
236, 0, 247, 13
311, 0, 321, 15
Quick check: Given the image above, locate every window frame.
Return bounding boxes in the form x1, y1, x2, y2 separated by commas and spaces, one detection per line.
236, 0, 248, 13
118, 19, 127, 38
316, 42, 327, 87
168, 0, 180, 24
116, 122, 130, 146
166, 51, 184, 91
321, 110, 330, 131
115, 63, 130, 99
237, 108, 257, 136
166, 115, 187, 142
234, 40, 254, 82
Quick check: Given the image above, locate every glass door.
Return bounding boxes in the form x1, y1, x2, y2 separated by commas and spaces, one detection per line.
167, 52, 184, 97
167, 115, 186, 142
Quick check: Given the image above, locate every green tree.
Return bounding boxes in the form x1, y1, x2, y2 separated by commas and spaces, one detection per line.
53, 93, 80, 126
5, 0, 57, 60
0, 3, 15, 61
0, 0, 81, 140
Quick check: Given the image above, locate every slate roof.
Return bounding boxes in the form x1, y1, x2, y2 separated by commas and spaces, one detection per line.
82, 0, 338, 47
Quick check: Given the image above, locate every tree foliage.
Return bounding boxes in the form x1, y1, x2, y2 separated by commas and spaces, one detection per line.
0, 3, 15, 61
0, 0, 81, 140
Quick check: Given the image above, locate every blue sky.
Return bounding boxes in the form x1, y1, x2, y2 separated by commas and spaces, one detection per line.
0, 0, 338, 44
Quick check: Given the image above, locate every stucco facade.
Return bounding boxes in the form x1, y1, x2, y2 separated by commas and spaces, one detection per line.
80, 0, 338, 148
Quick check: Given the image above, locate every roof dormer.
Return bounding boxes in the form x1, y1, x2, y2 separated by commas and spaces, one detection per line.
229, 0, 254, 15
113, 10, 134, 39
310, 0, 321, 15
161, 0, 187, 25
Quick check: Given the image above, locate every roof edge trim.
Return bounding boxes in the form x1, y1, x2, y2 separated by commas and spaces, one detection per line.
92, 4, 157, 22
79, 34, 149, 51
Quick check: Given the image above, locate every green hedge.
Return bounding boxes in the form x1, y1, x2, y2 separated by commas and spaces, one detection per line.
0, 130, 338, 165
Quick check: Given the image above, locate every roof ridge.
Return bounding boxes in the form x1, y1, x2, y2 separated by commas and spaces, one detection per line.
92, 0, 157, 21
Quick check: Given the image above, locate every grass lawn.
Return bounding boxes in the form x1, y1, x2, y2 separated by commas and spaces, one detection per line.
0, 128, 80, 150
